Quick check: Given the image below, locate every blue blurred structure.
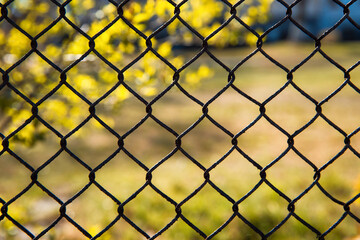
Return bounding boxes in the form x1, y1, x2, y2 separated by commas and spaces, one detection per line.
267, 0, 360, 42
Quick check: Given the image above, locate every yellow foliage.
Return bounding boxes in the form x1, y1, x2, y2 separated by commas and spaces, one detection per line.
83, 0, 95, 11
7, 29, 30, 57
246, 32, 259, 46
171, 56, 184, 69
133, 13, 151, 24
197, 65, 213, 78
102, 4, 117, 17
72, 74, 98, 97
184, 71, 200, 85
5, 109, 32, 136
46, 20, 72, 35
154, 0, 173, 19
44, 45, 59, 58
116, 86, 130, 101
88, 20, 110, 36
16, 123, 36, 146
184, 65, 214, 87
119, 42, 135, 54
248, 6, 259, 18
157, 42, 172, 57
180, 0, 224, 36
0, 0, 272, 144
99, 70, 117, 84
140, 86, 157, 97
66, 36, 89, 55
0, 30, 5, 45
37, 2, 50, 14
42, 99, 68, 121
88, 224, 111, 240
11, 72, 24, 83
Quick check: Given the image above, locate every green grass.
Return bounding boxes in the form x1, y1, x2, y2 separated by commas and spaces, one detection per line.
1, 41, 360, 239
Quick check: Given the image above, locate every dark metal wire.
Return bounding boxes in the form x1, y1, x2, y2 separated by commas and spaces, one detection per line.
1, 0, 360, 239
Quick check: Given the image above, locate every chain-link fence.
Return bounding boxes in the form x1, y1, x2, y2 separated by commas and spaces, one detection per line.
1, 0, 360, 239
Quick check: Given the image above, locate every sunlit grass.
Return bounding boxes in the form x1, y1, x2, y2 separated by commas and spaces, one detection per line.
1, 42, 360, 239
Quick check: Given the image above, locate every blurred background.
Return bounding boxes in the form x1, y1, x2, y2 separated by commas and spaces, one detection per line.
1, 0, 360, 239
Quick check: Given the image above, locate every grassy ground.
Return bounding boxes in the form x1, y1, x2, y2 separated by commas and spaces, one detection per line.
1, 41, 360, 239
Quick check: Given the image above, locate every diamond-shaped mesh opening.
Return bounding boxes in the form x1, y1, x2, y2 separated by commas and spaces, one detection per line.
292, 52, 345, 101
37, 86, 89, 134
123, 51, 175, 102
95, 151, 147, 202
123, 186, 175, 236
235, 0, 273, 24
210, 151, 259, 200
180, 184, 234, 235
0, 152, 31, 201
294, 117, 345, 167
8, 54, 60, 101
291, 0, 344, 38
206, 19, 251, 48
165, 18, 203, 49
261, 42, 315, 69
6, 186, 60, 236
265, 150, 315, 199
177, 53, 230, 102
263, 19, 290, 44
103, 218, 148, 240
65, 53, 120, 102
65, 0, 117, 35
317, 150, 360, 201
6, 0, 58, 37
208, 46, 258, 69
181, 117, 233, 168
237, 118, 288, 167
177, 0, 227, 38
265, 85, 314, 133
321, 84, 360, 134
320, 37, 360, 69
286, 20, 315, 42
151, 88, 202, 133
294, 186, 345, 234
37, 152, 89, 200
210, 216, 262, 240
65, 184, 119, 235
38, 217, 87, 240
208, 87, 259, 133
154, 218, 205, 240
151, 152, 204, 202
9, 120, 59, 168
38, 20, 89, 68
266, 216, 319, 240
99, 92, 144, 136
238, 184, 290, 234
66, 118, 119, 168
93, 17, 147, 66
233, 53, 287, 102
122, 118, 175, 165
122, 0, 174, 33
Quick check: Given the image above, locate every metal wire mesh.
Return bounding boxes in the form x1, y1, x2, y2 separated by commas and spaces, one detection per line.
1, 0, 360, 239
